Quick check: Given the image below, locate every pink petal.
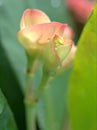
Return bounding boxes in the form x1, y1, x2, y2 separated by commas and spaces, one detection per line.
20, 9, 51, 30
18, 22, 67, 48
62, 44, 76, 68
63, 26, 74, 39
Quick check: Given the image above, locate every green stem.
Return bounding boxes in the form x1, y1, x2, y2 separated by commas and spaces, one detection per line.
24, 73, 36, 130
33, 72, 52, 101
24, 60, 52, 130
25, 103, 36, 130
24, 59, 42, 130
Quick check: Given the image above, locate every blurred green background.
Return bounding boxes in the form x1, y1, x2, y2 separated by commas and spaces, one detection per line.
0, 0, 86, 130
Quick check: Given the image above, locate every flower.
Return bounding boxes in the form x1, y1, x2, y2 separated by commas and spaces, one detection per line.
66, 0, 96, 23
17, 9, 74, 72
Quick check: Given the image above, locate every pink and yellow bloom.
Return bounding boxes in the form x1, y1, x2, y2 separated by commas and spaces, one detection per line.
17, 9, 74, 71
66, 0, 96, 23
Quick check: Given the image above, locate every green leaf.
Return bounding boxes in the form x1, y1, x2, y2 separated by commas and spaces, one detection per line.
0, 89, 17, 130
37, 68, 72, 130
69, 3, 97, 130
0, 0, 27, 93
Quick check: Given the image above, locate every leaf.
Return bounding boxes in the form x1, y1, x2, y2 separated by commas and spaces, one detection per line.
69, 3, 97, 130
0, 89, 17, 130
0, 0, 27, 92
37, 68, 72, 130
0, 43, 26, 130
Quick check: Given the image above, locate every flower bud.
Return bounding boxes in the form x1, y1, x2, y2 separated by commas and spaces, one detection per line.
17, 9, 74, 73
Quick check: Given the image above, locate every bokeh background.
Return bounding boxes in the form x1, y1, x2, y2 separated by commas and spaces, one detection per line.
0, 0, 95, 130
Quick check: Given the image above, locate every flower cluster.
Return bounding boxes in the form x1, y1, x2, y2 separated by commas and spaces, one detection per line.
17, 9, 74, 72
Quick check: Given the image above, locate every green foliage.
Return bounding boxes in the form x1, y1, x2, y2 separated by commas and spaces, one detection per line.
69, 3, 97, 130
0, 89, 17, 130
0, 0, 28, 129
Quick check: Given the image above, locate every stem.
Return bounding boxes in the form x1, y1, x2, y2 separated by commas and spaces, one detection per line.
24, 73, 36, 130
24, 60, 52, 130
33, 72, 52, 101
24, 59, 42, 130
39, 73, 50, 89
25, 103, 36, 130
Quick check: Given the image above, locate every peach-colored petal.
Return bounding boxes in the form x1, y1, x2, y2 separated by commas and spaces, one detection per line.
18, 22, 67, 48
62, 44, 76, 68
63, 26, 74, 39
20, 9, 51, 30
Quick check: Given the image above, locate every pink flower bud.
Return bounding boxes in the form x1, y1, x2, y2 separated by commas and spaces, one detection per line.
17, 9, 74, 71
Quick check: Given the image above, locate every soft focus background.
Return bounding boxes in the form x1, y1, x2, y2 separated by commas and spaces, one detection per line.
0, 0, 96, 130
